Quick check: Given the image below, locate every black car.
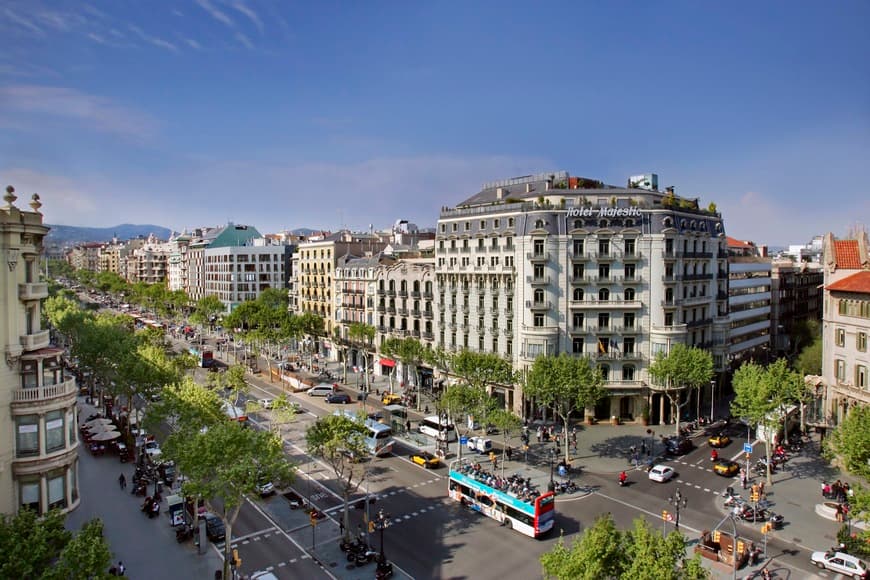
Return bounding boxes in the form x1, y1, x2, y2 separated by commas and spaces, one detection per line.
202, 514, 225, 542
326, 392, 352, 404
664, 436, 695, 456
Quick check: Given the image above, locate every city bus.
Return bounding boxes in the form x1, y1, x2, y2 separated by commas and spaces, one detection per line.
448, 459, 555, 538
334, 411, 395, 456
418, 415, 457, 442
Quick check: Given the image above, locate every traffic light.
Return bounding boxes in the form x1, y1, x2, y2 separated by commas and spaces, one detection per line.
661, 510, 669, 521
309, 513, 318, 526
232, 548, 242, 568
761, 522, 772, 534
750, 490, 760, 502
369, 520, 376, 533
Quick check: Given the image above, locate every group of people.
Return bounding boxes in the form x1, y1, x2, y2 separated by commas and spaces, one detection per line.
821, 479, 852, 503
458, 462, 540, 503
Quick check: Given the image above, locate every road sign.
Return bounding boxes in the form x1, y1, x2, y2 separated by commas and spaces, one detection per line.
460, 436, 468, 446
743, 442, 753, 454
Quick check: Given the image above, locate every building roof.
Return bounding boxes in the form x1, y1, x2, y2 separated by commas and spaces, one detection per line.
726, 236, 754, 249
209, 224, 262, 248
826, 271, 870, 293
833, 240, 862, 269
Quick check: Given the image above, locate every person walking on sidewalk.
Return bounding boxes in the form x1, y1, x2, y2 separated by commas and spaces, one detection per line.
118, 473, 126, 490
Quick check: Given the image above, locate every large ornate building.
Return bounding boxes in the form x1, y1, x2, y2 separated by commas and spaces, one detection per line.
434, 172, 729, 422
1, 186, 79, 515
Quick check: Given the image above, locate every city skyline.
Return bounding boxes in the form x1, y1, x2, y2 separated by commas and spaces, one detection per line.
1, 1, 868, 246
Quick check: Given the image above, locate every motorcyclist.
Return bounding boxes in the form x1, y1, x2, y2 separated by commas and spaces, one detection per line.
711, 449, 719, 461
619, 471, 627, 485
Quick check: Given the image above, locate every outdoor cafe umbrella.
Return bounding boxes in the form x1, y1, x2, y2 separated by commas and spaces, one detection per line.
90, 430, 122, 441
85, 423, 119, 435
84, 418, 114, 427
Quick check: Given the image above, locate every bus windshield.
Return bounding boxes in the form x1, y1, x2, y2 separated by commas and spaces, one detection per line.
333, 411, 394, 456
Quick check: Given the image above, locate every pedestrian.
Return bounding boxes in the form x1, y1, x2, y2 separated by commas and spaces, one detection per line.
339, 519, 345, 536
522, 443, 529, 462
118, 473, 126, 490
117, 561, 125, 576
506, 446, 513, 461
641, 441, 647, 456
759, 481, 766, 499
489, 451, 498, 470
536, 426, 542, 444
405, 420, 411, 433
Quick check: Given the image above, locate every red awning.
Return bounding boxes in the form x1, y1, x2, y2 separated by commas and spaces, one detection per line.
379, 358, 396, 368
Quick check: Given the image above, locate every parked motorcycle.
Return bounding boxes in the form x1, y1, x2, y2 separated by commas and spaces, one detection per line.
175, 523, 194, 543
375, 560, 394, 579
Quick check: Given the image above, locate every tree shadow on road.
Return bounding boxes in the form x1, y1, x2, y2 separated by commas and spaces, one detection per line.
588, 434, 649, 462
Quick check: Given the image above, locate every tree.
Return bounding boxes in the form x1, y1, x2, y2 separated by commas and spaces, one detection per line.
488, 408, 523, 477
731, 359, 804, 485
0, 509, 112, 580
306, 413, 370, 542
380, 337, 431, 408
190, 295, 225, 332
795, 337, 822, 376
348, 322, 376, 391
450, 350, 515, 431
540, 513, 708, 580
525, 353, 605, 463
826, 405, 870, 542
648, 344, 714, 437
246, 393, 298, 435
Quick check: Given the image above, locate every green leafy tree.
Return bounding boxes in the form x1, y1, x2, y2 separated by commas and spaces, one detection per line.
648, 344, 714, 437
246, 393, 298, 435
450, 350, 515, 431
191, 295, 225, 333
348, 322, 376, 390
540, 513, 708, 580
525, 353, 605, 463
731, 359, 804, 484
0, 509, 112, 580
439, 383, 486, 459
306, 413, 370, 541
826, 405, 870, 541
795, 337, 822, 376
488, 408, 523, 476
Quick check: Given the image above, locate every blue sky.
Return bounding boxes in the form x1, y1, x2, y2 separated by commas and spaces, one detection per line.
1, 1, 867, 246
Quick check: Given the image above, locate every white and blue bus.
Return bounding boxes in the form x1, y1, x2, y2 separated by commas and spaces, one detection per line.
334, 411, 395, 457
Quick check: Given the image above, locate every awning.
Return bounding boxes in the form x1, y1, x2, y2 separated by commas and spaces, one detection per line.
380, 358, 396, 368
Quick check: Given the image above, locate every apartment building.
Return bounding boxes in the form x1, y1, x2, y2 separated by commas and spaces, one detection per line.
203, 235, 289, 312
374, 257, 437, 384
726, 237, 772, 367
166, 233, 192, 292
1, 188, 79, 515
821, 232, 870, 425
435, 172, 728, 421
334, 254, 391, 369
66, 242, 102, 271
770, 260, 823, 356
296, 231, 387, 357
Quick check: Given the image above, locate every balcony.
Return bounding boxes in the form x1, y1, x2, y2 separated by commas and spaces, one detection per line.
526, 275, 551, 285
386, 289, 396, 297
398, 289, 408, 298
422, 331, 434, 340
423, 291, 434, 299
422, 310, 433, 319
460, 304, 470, 314
410, 290, 421, 298
662, 274, 678, 283
683, 273, 714, 281
623, 251, 643, 261
570, 251, 592, 262
461, 287, 470, 295
526, 300, 551, 311
410, 309, 421, 317
20, 330, 50, 351
596, 250, 621, 261
386, 306, 396, 314
19, 282, 49, 301
569, 326, 586, 334
620, 325, 643, 334
504, 308, 514, 318
397, 308, 408, 316
686, 318, 713, 328
526, 251, 550, 262
594, 351, 644, 361
410, 329, 420, 338
503, 328, 514, 336
663, 250, 682, 259
717, 292, 728, 301
570, 299, 643, 309
685, 251, 713, 259
587, 325, 614, 333
620, 274, 642, 283
12, 378, 78, 404
661, 299, 679, 308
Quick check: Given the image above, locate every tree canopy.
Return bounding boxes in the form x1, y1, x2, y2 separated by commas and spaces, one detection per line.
540, 513, 708, 580
648, 344, 714, 436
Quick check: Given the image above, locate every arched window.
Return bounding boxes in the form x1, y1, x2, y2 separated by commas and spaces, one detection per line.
534, 288, 544, 303
665, 288, 674, 302
599, 219, 608, 228
622, 366, 635, 381
535, 219, 544, 229
681, 219, 687, 229
663, 217, 673, 228
573, 219, 582, 229
598, 288, 610, 301
624, 288, 635, 301
599, 364, 610, 380
625, 219, 634, 227
573, 288, 584, 301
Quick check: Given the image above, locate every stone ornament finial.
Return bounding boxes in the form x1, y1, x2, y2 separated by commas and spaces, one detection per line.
30, 193, 42, 213
4, 185, 17, 207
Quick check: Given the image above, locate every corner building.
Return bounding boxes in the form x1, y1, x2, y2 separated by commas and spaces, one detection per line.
1, 187, 79, 515
435, 172, 728, 423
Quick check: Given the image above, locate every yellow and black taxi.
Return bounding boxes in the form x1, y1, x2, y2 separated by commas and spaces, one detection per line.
410, 451, 441, 469
381, 392, 402, 406
713, 459, 740, 476
708, 433, 732, 448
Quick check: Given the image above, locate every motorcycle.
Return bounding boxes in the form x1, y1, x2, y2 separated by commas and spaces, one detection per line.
375, 560, 394, 579
175, 523, 194, 543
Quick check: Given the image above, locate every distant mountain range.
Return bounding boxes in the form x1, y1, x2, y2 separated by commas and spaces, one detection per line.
46, 224, 172, 245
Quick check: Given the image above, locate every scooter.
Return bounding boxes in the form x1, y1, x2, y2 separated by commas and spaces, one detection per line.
375, 560, 394, 579
175, 523, 194, 543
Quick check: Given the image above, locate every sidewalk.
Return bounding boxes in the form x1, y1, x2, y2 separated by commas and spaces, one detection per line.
66, 396, 224, 579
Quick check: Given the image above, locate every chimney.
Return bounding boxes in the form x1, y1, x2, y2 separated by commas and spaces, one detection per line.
496, 187, 504, 199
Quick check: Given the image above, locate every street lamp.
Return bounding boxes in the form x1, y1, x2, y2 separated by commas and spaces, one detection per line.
710, 380, 716, 423
548, 446, 557, 492
373, 508, 391, 562
667, 489, 688, 530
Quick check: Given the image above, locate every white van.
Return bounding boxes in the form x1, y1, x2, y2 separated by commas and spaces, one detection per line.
418, 415, 457, 442
307, 384, 336, 397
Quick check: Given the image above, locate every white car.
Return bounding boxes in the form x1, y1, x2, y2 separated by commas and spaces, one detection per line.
648, 465, 675, 483
144, 441, 162, 458
257, 398, 273, 409
811, 550, 868, 578
251, 573, 279, 580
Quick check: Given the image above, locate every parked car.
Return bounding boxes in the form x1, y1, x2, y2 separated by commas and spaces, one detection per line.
202, 513, 226, 542
144, 441, 162, 458
256, 477, 276, 497
381, 393, 402, 405
257, 398, 273, 409
648, 465, 675, 483
811, 551, 867, 578
326, 392, 352, 404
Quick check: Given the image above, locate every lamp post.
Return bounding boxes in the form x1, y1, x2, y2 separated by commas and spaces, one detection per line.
548, 446, 557, 492
374, 508, 391, 562
667, 489, 688, 530
710, 380, 716, 422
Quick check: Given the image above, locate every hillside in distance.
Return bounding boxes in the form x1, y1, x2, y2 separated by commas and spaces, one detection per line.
46, 223, 172, 245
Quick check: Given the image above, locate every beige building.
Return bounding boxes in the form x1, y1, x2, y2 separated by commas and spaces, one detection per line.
1, 187, 79, 516
821, 233, 870, 425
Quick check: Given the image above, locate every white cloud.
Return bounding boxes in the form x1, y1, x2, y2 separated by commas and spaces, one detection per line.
128, 25, 177, 52
172, 9, 184, 17
3, 8, 45, 36
87, 32, 105, 44
195, 0, 234, 27
185, 38, 202, 50
232, 1, 263, 35
235, 32, 253, 49
0, 85, 159, 141
1, 168, 100, 223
